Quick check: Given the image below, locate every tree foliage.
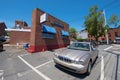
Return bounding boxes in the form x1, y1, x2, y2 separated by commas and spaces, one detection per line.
76, 38, 88, 42
69, 27, 76, 40
69, 28, 76, 33
84, 5, 108, 41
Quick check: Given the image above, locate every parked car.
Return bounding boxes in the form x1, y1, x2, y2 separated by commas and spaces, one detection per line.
0, 36, 6, 51
0, 36, 6, 42
100, 40, 107, 45
53, 42, 98, 74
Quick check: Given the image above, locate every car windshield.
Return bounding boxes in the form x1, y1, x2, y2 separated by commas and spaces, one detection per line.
68, 43, 90, 51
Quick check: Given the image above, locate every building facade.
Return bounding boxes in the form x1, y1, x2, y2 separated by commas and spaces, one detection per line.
14, 20, 30, 29
88, 26, 120, 43
0, 22, 7, 36
28, 8, 70, 53
76, 29, 88, 39
7, 8, 70, 53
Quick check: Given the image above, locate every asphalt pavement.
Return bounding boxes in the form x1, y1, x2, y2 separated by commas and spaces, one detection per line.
0, 44, 120, 80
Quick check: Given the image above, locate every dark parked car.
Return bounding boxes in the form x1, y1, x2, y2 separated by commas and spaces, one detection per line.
0, 36, 6, 42
53, 42, 98, 74
0, 36, 6, 51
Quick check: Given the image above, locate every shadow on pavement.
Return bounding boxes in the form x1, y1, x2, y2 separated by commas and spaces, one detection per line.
0, 49, 5, 52
55, 65, 87, 79
106, 50, 120, 80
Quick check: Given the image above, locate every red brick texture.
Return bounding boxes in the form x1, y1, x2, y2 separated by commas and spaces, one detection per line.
88, 26, 120, 42
28, 8, 70, 53
0, 22, 7, 36
10, 31, 30, 44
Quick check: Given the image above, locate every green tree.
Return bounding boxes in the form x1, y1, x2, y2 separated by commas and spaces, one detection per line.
69, 27, 76, 40
84, 5, 108, 41
108, 14, 120, 27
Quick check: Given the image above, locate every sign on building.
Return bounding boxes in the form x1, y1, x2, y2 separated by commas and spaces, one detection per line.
40, 13, 48, 23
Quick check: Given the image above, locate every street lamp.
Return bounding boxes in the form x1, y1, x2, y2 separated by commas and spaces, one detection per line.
103, 9, 109, 44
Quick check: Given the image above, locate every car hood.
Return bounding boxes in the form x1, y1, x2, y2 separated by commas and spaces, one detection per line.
57, 49, 89, 61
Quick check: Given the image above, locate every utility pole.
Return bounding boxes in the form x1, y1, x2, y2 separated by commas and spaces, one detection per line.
103, 9, 109, 44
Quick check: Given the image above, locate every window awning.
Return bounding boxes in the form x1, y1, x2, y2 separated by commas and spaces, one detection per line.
42, 25, 56, 34
61, 30, 69, 36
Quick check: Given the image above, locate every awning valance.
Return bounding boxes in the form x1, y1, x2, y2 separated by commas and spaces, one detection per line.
61, 30, 69, 36
42, 25, 56, 34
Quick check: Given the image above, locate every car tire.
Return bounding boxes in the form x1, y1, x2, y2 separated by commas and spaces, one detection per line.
96, 53, 98, 59
86, 61, 92, 75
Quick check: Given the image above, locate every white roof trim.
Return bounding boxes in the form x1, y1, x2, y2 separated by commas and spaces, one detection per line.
5, 29, 31, 32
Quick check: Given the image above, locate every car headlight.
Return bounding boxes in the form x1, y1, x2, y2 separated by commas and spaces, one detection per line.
73, 60, 85, 65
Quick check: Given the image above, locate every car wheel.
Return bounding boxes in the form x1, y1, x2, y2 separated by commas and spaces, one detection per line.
86, 61, 92, 75
96, 53, 98, 59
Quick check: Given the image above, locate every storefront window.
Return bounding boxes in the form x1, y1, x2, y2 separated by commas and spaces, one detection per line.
115, 32, 118, 37
42, 33, 55, 39
62, 35, 69, 39
61, 30, 69, 39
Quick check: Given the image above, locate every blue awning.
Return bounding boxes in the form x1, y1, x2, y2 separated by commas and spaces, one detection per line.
42, 25, 56, 34
61, 30, 69, 36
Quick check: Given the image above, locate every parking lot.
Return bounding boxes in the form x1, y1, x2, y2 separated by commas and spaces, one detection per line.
0, 44, 120, 80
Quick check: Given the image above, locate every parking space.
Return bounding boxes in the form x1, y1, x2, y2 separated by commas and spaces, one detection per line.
104, 44, 120, 80
1, 45, 120, 80
16, 47, 102, 80
18, 51, 54, 67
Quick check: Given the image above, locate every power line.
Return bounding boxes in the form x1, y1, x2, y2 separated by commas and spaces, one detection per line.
101, 0, 120, 10
100, 0, 120, 18
105, 2, 120, 12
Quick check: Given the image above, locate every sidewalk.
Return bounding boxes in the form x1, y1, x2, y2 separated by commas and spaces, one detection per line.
112, 44, 120, 46
3, 44, 17, 47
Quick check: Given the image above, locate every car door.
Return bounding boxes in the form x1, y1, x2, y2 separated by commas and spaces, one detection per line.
90, 44, 97, 62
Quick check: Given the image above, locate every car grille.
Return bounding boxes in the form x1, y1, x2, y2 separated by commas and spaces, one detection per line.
58, 56, 72, 63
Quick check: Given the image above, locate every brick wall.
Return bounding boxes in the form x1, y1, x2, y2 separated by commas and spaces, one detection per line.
28, 8, 70, 53
0, 22, 7, 36
10, 31, 30, 44
14, 20, 30, 29
88, 26, 120, 42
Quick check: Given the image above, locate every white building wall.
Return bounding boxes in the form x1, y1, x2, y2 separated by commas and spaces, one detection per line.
76, 30, 88, 39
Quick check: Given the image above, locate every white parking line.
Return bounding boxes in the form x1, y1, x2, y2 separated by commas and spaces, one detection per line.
0, 70, 4, 80
104, 46, 113, 51
35, 60, 53, 69
17, 60, 53, 77
113, 51, 120, 54
18, 56, 51, 80
100, 56, 105, 80
19, 53, 31, 57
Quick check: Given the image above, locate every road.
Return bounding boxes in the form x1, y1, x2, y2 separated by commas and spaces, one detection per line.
0, 45, 120, 80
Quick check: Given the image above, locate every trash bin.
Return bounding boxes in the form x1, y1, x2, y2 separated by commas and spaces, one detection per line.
24, 43, 29, 49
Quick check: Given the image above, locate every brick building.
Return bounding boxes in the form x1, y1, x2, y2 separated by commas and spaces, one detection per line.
7, 8, 70, 53
0, 22, 7, 36
14, 20, 30, 29
5, 20, 31, 44
8, 29, 31, 44
28, 8, 70, 53
100, 26, 120, 42
88, 25, 120, 43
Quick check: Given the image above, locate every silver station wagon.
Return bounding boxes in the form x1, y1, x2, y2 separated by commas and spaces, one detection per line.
53, 42, 99, 74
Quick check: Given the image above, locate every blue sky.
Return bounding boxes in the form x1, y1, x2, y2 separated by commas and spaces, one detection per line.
0, 0, 120, 31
